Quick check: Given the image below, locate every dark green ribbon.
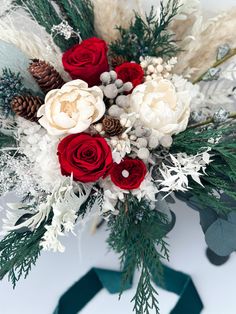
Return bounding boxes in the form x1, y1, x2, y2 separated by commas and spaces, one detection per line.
53, 264, 203, 314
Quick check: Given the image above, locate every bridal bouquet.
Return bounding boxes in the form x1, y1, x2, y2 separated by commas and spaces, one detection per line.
0, 0, 236, 313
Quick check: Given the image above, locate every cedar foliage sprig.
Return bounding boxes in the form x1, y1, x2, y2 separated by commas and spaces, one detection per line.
0, 221, 48, 288
107, 195, 169, 314
110, 0, 181, 63
172, 123, 236, 215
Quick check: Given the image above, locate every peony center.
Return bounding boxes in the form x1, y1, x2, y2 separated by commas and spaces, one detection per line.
61, 102, 77, 118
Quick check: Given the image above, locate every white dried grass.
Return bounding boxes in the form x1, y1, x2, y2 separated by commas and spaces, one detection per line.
0, 10, 68, 79
92, 0, 143, 43
174, 7, 236, 80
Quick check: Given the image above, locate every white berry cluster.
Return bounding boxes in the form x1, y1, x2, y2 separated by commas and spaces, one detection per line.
95, 111, 173, 163
127, 117, 173, 161
140, 56, 177, 81
100, 71, 133, 99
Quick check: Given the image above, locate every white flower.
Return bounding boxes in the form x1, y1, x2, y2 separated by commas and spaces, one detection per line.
129, 79, 190, 139
100, 174, 157, 213
17, 117, 63, 191
37, 79, 105, 135
132, 175, 158, 202
109, 134, 131, 164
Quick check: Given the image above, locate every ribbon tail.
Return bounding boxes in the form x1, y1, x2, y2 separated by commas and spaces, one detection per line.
53, 267, 133, 314
53, 265, 203, 314
152, 264, 204, 314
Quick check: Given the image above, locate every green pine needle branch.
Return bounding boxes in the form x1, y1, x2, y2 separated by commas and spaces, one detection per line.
53, 0, 96, 40
110, 0, 181, 63
172, 122, 236, 215
107, 195, 170, 314
13, 0, 96, 51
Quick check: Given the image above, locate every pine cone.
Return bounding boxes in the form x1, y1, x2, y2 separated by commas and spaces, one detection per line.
28, 59, 65, 94
102, 115, 123, 136
11, 95, 43, 122
110, 55, 127, 68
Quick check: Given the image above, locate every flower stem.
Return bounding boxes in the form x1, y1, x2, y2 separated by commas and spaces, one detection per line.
192, 48, 236, 84
188, 112, 236, 129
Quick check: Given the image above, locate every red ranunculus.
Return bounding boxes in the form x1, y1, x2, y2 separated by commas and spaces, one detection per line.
62, 37, 109, 87
110, 157, 147, 190
57, 133, 113, 183
115, 62, 144, 92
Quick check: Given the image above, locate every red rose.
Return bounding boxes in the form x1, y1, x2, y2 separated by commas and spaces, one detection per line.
115, 62, 144, 92
57, 133, 113, 183
62, 37, 109, 87
110, 157, 147, 190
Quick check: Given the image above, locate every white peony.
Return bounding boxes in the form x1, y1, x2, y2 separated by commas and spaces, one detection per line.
37, 79, 105, 135
129, 79, 190, 139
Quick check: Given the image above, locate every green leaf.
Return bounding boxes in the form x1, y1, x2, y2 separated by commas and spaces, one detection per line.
0, 132, 17, 148
205, 215, 236, 256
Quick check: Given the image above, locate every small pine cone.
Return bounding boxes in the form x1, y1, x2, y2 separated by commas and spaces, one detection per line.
11, 95, 43, 122
28, 59, 65, 94
110, 55, 127, 68
102, 115, 123, 136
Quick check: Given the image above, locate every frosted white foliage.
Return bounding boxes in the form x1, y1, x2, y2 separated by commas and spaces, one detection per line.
200, 79, 236, 113
171, 74, 204, 112
41, 178, 92, 253
16, 117, 63, 192
132, 175, 158, 202
109, 134, 131, 164
101, 174, 158, 213
3, 201, 51, 234
158, 149, 212, 194
221, 58, 236, 82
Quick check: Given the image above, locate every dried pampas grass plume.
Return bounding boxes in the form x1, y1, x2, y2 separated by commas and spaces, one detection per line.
175, 7, 236, 80
92, 0, 143, 43
0, 14, 67, 80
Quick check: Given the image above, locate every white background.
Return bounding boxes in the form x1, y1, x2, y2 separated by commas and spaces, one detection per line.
1, 1, 236, 314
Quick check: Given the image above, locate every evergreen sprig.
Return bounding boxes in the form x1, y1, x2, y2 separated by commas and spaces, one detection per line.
0, 68, 25, 118
110, 0, 181, 63
172, 123, 236, 215
107, 195, 169, 314
53, 0, 96, 39
0, 219, 49, 288
14, 0, 95, 51
132, 265, 159, 314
